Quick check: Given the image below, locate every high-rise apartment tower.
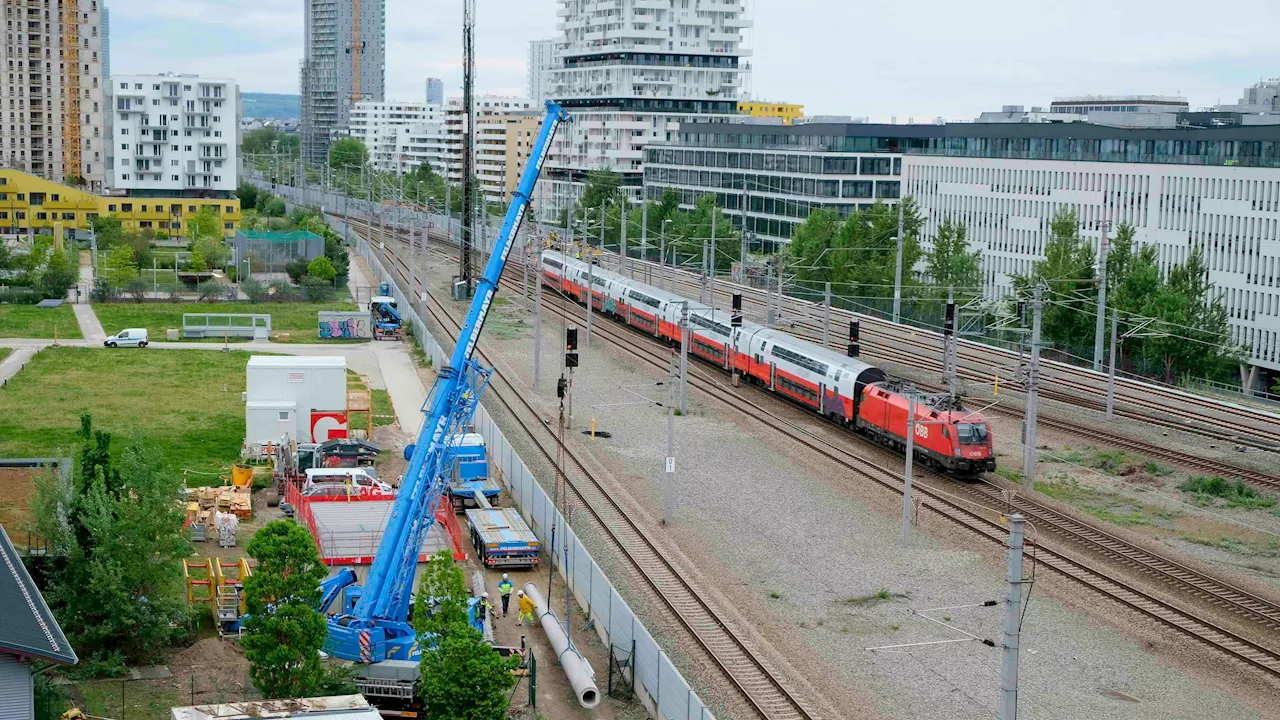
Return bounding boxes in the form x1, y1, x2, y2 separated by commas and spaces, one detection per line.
300, 0, 386, 163
0, 0, 106, 191
539, 0, 751, 217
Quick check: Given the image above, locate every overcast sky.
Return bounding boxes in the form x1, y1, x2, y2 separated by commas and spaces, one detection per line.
108, 0, 1280, 120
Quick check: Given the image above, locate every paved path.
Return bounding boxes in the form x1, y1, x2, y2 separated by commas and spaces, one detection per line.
72, 304, 106, 344
0, 346, 38, 386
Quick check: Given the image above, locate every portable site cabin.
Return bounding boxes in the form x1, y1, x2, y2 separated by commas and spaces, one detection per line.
245, 356, 349, 452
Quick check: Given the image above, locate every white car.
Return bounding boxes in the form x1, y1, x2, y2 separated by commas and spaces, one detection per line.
104, 328, 149, 348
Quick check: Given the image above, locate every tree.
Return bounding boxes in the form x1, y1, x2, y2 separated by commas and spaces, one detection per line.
306, 255, 336, 282
39, 248, 77, 299
242, 127, 300, 157
186, 207, 222, 243
924, 218, 982, 292
261, 196, 287, 217
413, 550, 517, 720
32, 415, 189, 671
101, 244, 139, 288
1013, 208, 1097, 354
789, 198, 923, 304
90, 216, 124, 248
329, 138, 369, 170
191, 235, 230, 270
301, 275, 335, 302
243, 521, 330, 699
668, 193, 741, 270
579, 169, 621, 215
237, 182, 261, 210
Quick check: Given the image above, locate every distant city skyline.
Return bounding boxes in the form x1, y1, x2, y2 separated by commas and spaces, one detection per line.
105, 0, 1280, 120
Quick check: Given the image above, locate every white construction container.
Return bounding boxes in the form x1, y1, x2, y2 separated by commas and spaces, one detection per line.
245, 356, 348, 448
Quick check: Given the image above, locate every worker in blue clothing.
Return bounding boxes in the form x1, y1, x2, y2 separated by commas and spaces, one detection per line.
498, 573, 514, 617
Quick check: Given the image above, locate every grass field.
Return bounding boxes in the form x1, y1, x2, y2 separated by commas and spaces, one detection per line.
0, 348, 11, 363
0, 305, 83, 339
0, 347, 250, 476
93, 301, 360, 343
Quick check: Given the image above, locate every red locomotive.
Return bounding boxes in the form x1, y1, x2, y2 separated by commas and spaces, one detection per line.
539, 250, 996, 478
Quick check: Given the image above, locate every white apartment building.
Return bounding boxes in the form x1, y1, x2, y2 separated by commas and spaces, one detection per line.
443, 95, 534, 187
527, 38, 557, 105
376, 123, 447, 177
346, 100, 443, 174
0, 0, 106, 191
538, 0, 752, 220
106, 74, 238, 195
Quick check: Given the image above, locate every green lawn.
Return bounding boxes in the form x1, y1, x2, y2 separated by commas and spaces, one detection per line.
93, 301, 361, 343
0, 348, 11, 363
0, 347, 249, 476
0, 305, 83, 339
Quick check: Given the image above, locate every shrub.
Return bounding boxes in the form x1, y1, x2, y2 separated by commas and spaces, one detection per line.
1179, 476, 1276, 509
285, 258, 310, 284
307, 255, 337, 282
267, 278, 295, 301
124, 278, 149, 303
243, 277, 268, 304
301, 275, 335, 302
197, 280, 231, 302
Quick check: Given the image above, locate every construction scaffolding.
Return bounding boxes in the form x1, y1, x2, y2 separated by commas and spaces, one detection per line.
62, 0, 81, 180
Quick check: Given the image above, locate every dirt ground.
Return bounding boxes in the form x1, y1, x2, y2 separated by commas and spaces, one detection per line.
0, 467, 40, 546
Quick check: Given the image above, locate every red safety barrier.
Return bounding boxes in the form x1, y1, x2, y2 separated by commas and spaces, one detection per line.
435, 500, 468, 562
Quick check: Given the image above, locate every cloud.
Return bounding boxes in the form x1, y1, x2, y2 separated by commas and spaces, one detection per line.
104, 0, 1280, 118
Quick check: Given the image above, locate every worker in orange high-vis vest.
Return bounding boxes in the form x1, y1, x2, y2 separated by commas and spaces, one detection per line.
516, 590, 536, 626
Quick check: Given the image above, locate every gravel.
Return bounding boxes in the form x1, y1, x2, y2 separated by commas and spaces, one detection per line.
405, 245, 1273, 720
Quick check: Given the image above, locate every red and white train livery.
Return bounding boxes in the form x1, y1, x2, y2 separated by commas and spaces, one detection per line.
539, 250, 996, 477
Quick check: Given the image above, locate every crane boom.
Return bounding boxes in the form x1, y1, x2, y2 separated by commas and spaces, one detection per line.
325, 101, 568, 662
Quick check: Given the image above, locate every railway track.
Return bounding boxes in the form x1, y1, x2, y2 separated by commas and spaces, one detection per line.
345, 213, 1280, 493
356, 222, 823, 719
354, 216, 1280, 683
643, 257, 1280, 452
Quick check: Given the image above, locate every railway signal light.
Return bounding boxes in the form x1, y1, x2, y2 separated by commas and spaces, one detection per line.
847, 319, 860, 358
557, 376, 568, 398
731, 293, 743, 327
944, 300, 956, 336
1016, 300, 1027, 325
565, 326, 579, 368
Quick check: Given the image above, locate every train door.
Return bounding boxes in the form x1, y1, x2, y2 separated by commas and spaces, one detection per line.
769, 361, 777, 390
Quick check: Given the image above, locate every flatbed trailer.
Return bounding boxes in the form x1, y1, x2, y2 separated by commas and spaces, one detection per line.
446, 478, 502, 510
465, 507, 540, 568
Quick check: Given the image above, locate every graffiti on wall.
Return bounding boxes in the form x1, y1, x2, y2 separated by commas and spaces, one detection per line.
318, 312, 372, 339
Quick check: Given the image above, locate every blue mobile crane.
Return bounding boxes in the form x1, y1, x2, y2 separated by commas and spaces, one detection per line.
322, 101, 568, 662
371, 281, 403, 340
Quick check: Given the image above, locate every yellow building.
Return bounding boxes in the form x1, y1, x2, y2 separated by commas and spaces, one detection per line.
0, 170, 241, 239
738, 100, 805, 125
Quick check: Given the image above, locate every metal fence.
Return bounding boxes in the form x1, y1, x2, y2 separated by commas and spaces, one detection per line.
342, 220, 716, 720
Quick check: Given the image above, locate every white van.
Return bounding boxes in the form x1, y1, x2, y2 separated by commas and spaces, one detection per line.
104, 328, 149, 348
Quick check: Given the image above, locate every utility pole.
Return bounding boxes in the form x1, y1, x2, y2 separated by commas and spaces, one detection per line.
409, 216, 417, 304
944, 287, 957, 400
892, 198, 906, 324
444, 182, 452, 239
709, 210, 716, 308
458, 0, 477, 296
823, 281, 832, 349
903, 392, 916, 546
1106, 309, 1118, 420
1093, 221, 1112, 372
659, 220, 668, 290
1022, 285, 1043, 489
640, 201, 649, 284
766, 263, 775, 326
586, 249, 594, 347
534, 248, 543, 388
999, 514, 1026, 720
740, 184, 749, 282
679, 302, 689, 415
664, 352, 677, 525
521, 232, 529, 309
620, 197, 628, 276
700, 231, 708, 303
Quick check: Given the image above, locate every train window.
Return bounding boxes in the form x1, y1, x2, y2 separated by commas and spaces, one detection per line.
942, 427, 950, 439
957, 423, 989, 445
771, 344, 830, 376
834, 369, 842, 381
690, 313, 731, 336
543, 257, 563, 269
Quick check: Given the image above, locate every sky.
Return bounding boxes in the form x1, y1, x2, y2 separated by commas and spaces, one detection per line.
107, 0, 1280, 120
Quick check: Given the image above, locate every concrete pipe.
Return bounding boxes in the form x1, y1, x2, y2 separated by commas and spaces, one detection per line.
472, 571, 494, 645
522, 583, 600, 708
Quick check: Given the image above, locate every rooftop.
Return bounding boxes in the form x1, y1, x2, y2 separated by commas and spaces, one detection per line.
170, 695, 379, 720
0, 524, 77, 665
